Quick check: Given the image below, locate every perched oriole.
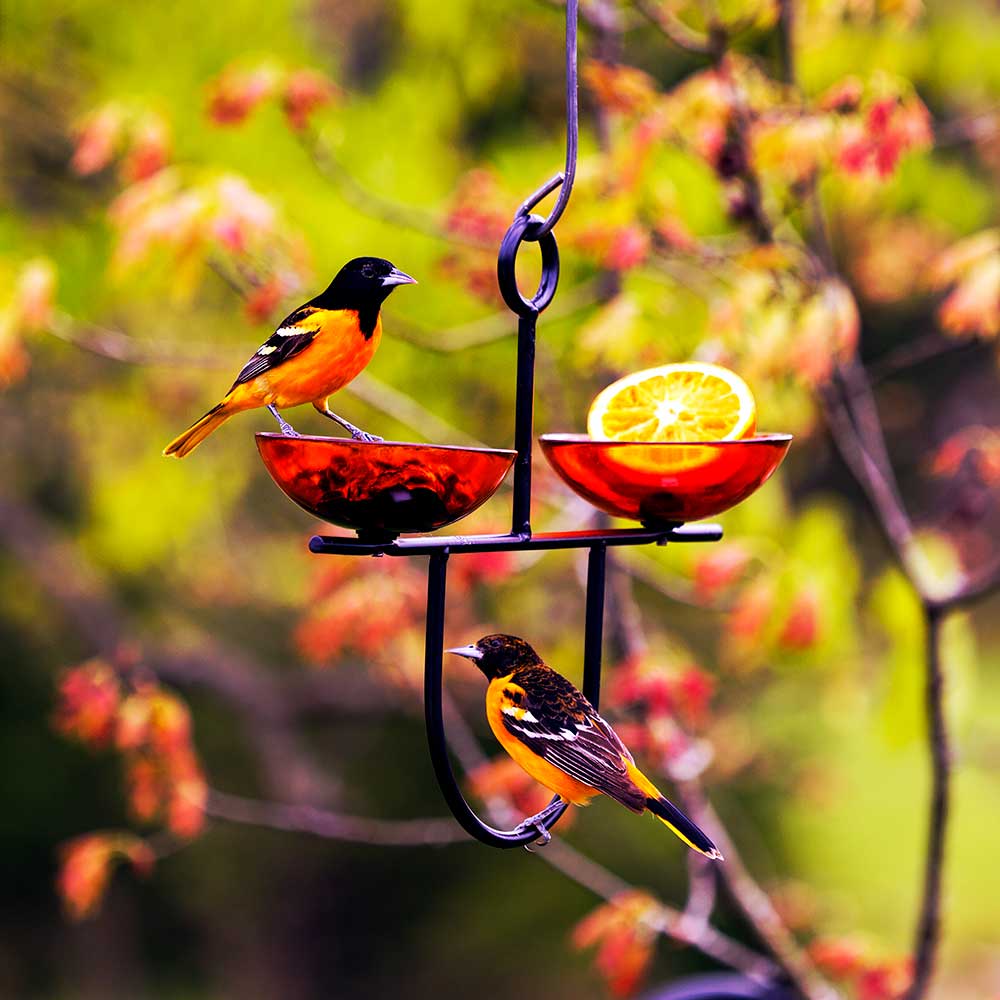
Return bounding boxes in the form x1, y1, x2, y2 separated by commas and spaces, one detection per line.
448, 634, 723, 858
163, 256, 416, 458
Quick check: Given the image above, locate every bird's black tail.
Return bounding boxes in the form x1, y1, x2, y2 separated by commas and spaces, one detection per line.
646, 796, 724, 861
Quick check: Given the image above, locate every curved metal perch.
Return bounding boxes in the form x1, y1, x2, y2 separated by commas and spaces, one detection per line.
423, 544, 606, 848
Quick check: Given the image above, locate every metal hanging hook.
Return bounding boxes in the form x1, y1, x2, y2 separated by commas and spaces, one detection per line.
516, 0, 579, 238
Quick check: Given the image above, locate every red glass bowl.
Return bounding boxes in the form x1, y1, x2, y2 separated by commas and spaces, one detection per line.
539, 433, 792, 524
256, 434, 515, 537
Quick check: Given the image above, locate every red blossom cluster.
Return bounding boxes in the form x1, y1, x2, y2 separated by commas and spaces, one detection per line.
582, 61, 659, 117
71, 103, 171, 183
54, 658, 122, 746
809, 938, 913, 1000
724, 574, 824, 657
295, 558, 426, 666
837, 95, 932, 178
56, 832, 155, 921
206, 62, 338, 132
573, 223, 651, 272
0, 258, 57, 389
115, 684, 207, 838
931, 425, 1000, 485
105, 167, 306, 319
54, 660, 207, 839
571, 890, 662, 997
692, 543, 753, 602
448, 548, 515, 593
928, 229, 1000, 339
439, 169, 512, 303
295, 534, 514, 682
609, 655, 716, 731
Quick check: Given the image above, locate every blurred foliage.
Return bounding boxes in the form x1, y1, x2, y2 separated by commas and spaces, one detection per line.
3, 0, 1000, 998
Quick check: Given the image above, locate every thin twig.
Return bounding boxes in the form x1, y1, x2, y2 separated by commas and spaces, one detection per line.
902, 609, 950, 1000
206, 789, 467, 845
631, 0, 712, 53
301, 129, 494, 249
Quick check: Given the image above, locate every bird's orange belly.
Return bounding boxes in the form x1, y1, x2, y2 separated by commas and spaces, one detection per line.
257, 321, 381, 409
486, 680, 598, 807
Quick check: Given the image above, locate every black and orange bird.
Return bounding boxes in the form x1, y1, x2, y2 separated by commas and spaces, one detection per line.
163, 256, 416, 458
448, 634, 723, 858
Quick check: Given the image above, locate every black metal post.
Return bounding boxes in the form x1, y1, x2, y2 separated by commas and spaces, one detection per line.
511, 311, 537, 536
582, 543, 606, 708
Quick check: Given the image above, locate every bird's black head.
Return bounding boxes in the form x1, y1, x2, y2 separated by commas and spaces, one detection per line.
310, 257, 416, 335
446, 633, 543, 680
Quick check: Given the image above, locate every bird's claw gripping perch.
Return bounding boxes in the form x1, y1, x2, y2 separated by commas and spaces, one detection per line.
513, 799, 563, 850
522, 821, 552, 852
317, 406, 382, 443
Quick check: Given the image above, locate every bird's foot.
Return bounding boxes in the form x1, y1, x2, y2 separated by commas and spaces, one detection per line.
268, 405, 301, 438
350, 428, 383, 444
515, 801, 562, 851
522, 821, 552, 853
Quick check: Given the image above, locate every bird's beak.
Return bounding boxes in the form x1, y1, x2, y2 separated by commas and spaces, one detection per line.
381, 266, 417, 287
446, 644, 483, 661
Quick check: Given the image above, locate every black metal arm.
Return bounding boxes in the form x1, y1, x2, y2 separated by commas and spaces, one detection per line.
422, 542, 607, 848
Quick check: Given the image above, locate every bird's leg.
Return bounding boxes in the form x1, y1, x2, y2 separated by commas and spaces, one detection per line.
267, 405, 300, 438
314, 403, 383, 443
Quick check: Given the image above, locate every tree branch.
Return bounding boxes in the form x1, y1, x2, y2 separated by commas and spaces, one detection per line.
902, 608, 950, 1000
205, 788, 468, 846
300, 129, 494, 249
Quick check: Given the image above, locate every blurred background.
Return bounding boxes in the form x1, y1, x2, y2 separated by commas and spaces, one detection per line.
3, 0, 1000, 997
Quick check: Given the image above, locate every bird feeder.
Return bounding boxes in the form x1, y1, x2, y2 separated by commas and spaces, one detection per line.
257, 0, 789, 848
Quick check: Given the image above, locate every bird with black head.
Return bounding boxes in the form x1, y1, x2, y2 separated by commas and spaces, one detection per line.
448, 633, 722, 857
164, 256, 416, 457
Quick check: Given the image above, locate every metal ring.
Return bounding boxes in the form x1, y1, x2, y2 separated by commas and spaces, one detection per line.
496, 213, 560, 317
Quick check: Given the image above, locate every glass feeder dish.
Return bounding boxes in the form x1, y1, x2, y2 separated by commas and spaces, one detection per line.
539, 433, 792, 524
256, 433, 516, 539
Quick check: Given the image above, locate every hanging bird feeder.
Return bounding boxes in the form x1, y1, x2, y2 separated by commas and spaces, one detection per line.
257, 0, 789, 848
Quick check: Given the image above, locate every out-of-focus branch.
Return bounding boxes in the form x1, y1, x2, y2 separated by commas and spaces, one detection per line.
346, 373, 486, 446
301, 129, 493, 249
205, 789, 468, 846
867, 331, 980, 384
48, 313, 227, 369
902, 609, 949, 1000
631, 0, 712, 53
387, 276, 604, 353
679, 791, 840, 1000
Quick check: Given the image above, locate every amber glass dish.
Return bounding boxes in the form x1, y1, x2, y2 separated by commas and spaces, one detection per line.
257, 434, 516, 538
539, 433, 792, 524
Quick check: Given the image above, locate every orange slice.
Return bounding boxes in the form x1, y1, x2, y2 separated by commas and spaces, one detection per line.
587, 362, 757, 443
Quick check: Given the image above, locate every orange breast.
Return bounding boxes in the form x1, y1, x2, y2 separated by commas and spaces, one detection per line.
255, 312, 382, 409
486, 675, 598, 807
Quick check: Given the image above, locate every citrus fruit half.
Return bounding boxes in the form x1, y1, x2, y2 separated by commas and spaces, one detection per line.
587, 362, 757, 443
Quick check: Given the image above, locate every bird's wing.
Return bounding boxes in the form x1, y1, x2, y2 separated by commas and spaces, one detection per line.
229, 305, 321, 390
500, 668, 646, 813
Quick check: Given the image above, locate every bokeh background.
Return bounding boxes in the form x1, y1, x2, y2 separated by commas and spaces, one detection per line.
3, 0, 1000, 997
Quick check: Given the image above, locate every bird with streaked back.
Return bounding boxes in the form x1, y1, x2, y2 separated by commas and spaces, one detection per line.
448, 633, 723, 859
163, 256, 416, 458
